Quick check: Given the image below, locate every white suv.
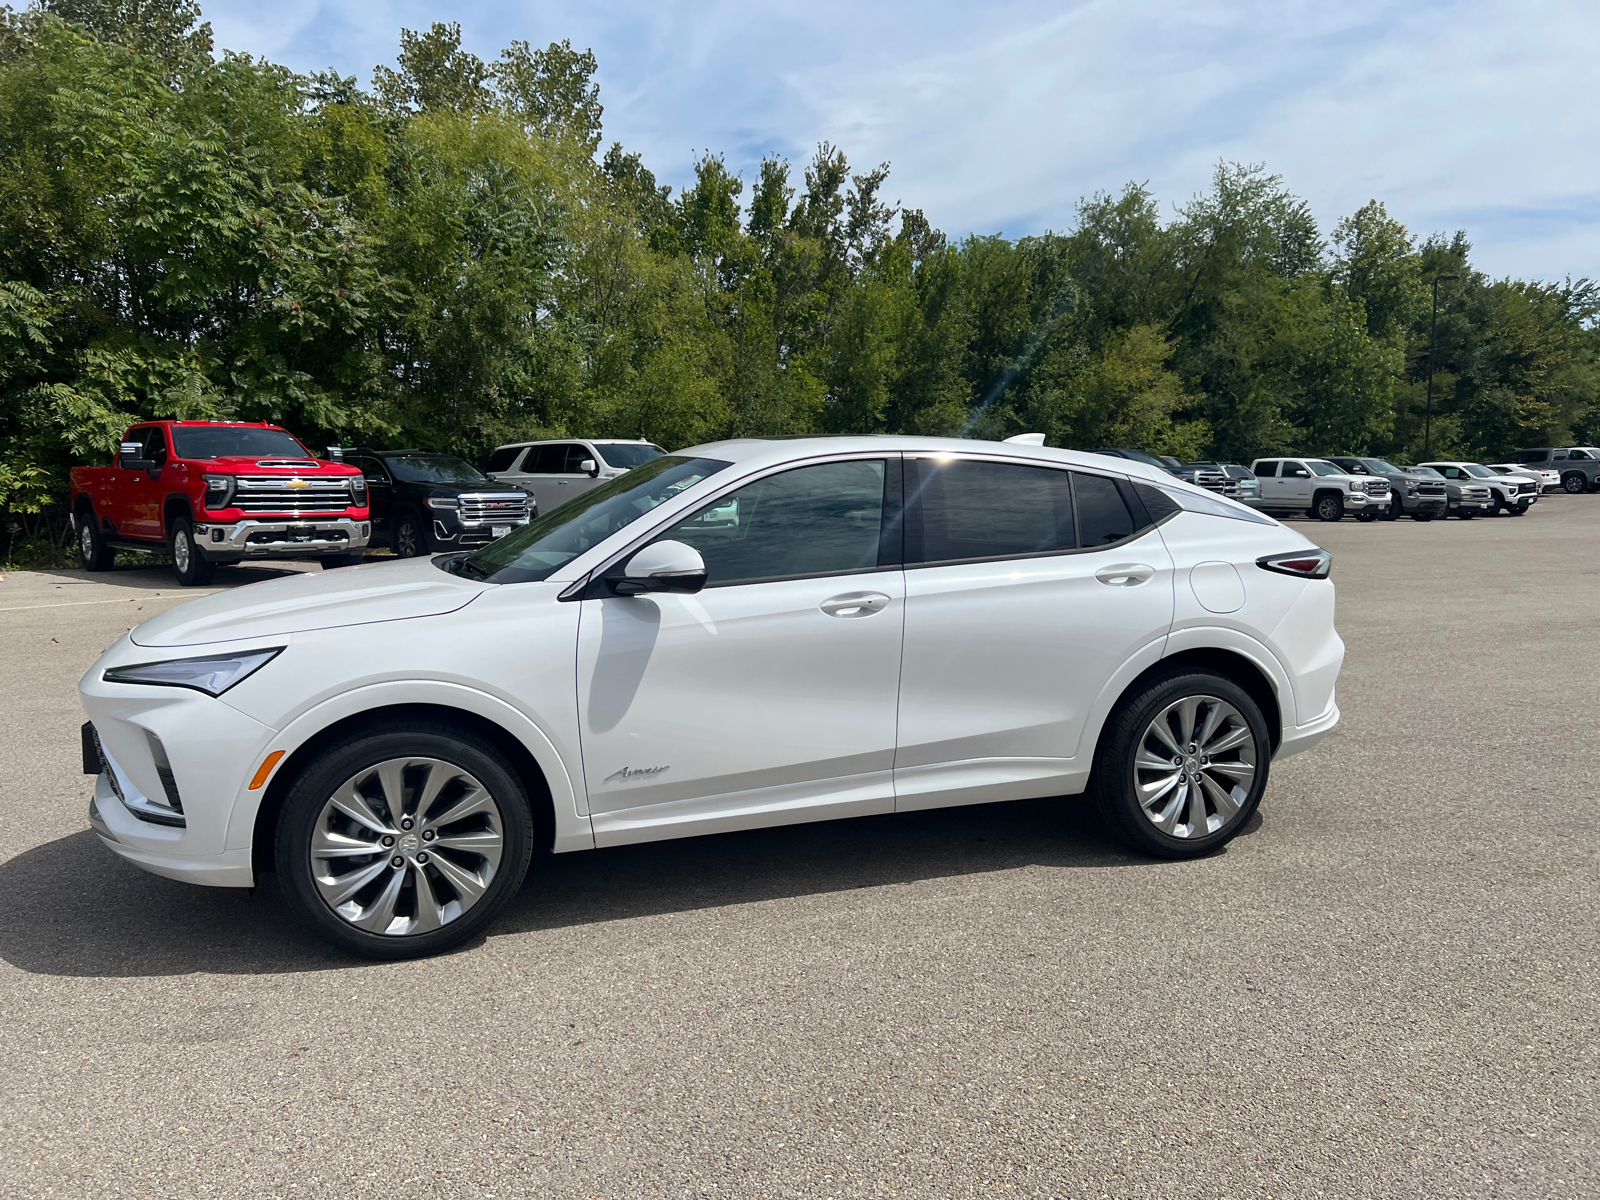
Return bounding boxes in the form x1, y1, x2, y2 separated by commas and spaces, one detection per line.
78, 438, 1344, 958
485, 438, 665, 515
1249, 458, 1391, 522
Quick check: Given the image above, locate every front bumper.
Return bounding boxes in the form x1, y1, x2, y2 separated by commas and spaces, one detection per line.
430, 516, 531, 547
194, 518, 371, 559
1449, 498, 1492, 510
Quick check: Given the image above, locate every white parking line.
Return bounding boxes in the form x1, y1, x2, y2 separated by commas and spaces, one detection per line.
0, 592, 222, 612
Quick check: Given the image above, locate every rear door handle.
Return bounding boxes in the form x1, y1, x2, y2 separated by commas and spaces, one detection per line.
1094, 563, 1155, 587
820, 591, 890, 617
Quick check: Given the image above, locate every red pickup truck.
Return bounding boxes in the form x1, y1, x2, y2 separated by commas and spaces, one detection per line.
69, 420, 371, 585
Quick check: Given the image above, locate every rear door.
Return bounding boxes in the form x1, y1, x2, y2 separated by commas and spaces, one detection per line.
893, 457, 1175, 811
518, 444, 581, 514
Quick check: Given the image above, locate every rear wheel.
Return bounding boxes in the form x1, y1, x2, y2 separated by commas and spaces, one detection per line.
1563, 472, 1587, 494
1314, 492, 1344, 522
274, 726, 535, 959
1090, 669, 1269, 859
169, 516, 215, 586
77, 509, 116, 571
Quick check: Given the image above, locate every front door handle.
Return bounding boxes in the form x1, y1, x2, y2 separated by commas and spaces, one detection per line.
1094, 563, 1155, 587
820, 591, 890, 617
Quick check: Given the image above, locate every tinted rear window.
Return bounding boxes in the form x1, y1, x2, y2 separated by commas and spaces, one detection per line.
908, 459, 1075, 564
1074, 472, 1136, 546
484, 447, 524, 473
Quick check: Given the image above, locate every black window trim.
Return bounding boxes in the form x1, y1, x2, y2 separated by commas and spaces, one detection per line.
570, 452, 904, 600
899, 455, 1166, 572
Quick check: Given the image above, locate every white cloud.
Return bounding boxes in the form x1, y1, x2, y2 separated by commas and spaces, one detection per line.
200, 0, 1597, 280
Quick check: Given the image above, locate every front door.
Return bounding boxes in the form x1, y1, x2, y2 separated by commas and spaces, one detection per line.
1276, 460, 1313, 506
577, 457, 904, 845
352, 457, 395, 541
122, 425, 167, 541
893, 457, 1176, 810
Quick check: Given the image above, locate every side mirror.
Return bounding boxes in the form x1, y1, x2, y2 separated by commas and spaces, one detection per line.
119, 442, 155, 471
613, 540, 707, 596
579, 458, 599, 477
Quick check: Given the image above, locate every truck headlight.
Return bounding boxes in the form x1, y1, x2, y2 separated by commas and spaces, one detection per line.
350, 475, 367, 503
426, 497, 459, 510
103, 648, 283, 696
203, 475, 235, 509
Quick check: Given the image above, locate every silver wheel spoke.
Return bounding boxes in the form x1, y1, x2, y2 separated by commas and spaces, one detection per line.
1154, 785, 1186, 834
1194, 702, 1222, 751
429, 851, 490, 904
352, 866, 406, 933
422, 786, 494, 830
1206, 759, 1255, 783
312, 827, 382, 859
1136, 751, 1177, 773
1138, 770, 1182, 800
1205, 725, 1252, 755
1147, 719, 1184, 758
315, 856, 391, 907
328, 781, 391, 836
1175, 696, 1201, 746
310, 757, 505, 937
1200, 773, 1241, 821
1185, 778, 1209, 835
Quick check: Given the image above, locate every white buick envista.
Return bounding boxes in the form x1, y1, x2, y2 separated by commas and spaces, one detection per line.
79, 437, 1343, 957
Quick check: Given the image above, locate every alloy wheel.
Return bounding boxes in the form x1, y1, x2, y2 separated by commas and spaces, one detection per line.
310, 757, 506, 937
79, 522, 94, 563
1131, 695, 1257, 839
172, 529, 191, 573
396, 520, 418, 557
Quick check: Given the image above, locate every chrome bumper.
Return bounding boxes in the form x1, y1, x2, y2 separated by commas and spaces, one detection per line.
194, 517, 371, 558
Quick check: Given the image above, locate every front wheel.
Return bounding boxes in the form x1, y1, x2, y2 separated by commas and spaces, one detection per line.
393, 512, 426, 559
1384, 496, 1402, 520
169, 516, 215, 586
1314, 493, 1344, 522
1090, 669, 1269, 859
1411, 511, 1435, 522
274, 726, 535, 959
1563, 473, 1587, 495
1455, 508, 1476, 520
1510, 502, 1529, 516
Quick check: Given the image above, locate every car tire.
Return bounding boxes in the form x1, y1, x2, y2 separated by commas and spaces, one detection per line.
1384, 496, 1402, 520
1411, 511, 1435, 522
1455, 509, 1476, 520
1562, 472, 1587, 494
393, 511, 426, 558
1510, 502, 1529, 516
273, 725, 536, 960
1314, 492, 1344, 522
1090, 668, 1269, 860
169, 516, 215, 586
77, 508, 116, 571
319, 553, 365, 569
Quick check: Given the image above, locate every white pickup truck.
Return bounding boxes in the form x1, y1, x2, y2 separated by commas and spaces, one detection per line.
1247, 457, 1392, 522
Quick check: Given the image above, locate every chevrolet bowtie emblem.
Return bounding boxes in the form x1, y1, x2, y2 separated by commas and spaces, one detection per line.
287, 479, 309, 489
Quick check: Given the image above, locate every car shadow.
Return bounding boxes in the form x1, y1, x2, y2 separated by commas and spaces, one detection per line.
0, 800, 1260, 978
25, 563, 316, 591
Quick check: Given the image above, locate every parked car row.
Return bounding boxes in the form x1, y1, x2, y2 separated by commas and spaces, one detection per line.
1087, 446, 1580, 524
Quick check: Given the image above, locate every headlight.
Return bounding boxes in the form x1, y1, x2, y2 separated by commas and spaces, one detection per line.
426, 496, 459, 510
202, 475, 235, 509
103, 648, 283, 696
350, 475, 367, 502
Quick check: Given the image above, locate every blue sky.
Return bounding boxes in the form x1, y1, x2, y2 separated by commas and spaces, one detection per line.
205, 0, 1596, 282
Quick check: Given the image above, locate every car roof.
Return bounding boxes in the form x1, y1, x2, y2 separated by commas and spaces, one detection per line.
493, 437, 657, 449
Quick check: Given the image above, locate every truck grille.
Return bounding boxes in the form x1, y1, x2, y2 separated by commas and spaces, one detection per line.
457, 492, 532, 527
1363, 480, 1390, 496
1516, 481, 1537, 495
1191, 471, 1228, 492
1462, 486, 1491, 499
1415, 481, 1445, 496
233, 476, 354, 515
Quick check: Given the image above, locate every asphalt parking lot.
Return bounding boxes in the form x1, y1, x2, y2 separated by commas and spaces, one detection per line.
2, 501, 1596, 1200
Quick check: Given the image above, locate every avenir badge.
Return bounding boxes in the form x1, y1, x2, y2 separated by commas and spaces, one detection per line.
603, 765, 670, 784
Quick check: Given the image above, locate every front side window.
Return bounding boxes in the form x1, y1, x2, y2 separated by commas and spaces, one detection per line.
352, 456, 390, 483
596, 443, 665, 469
1462, 464, 1497, 478
1568, 448, 1594, 460
170, 425, 307, 460
141, 426, 170, 465
660, 459, 888, 587
457, 456, 731, 584
1283, 462, 1310, 478
1306, 461, 1343, 477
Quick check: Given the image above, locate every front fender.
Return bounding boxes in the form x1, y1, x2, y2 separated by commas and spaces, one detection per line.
224, 679, 591, 857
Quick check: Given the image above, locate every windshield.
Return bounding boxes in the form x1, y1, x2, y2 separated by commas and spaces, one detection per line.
1107, 449, 1170, 470
1412, 467, 1444, 478
1361, 458, 1404, 474
386, 455, 488, 485
457, 455, 732, 584
1159, 456, 1184, 470
1461, 463, 1497, 478
595, 443, 666, 469
1306, 460, 1344, 476
170, 426, 310, 460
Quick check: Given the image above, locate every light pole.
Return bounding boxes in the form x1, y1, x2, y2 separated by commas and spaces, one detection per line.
1424, 274, 1459, 459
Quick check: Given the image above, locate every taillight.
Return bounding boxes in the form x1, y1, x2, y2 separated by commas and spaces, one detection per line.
1257, 548, 1331, 579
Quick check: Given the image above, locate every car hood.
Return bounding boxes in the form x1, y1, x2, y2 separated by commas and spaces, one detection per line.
130, 556, 488, 648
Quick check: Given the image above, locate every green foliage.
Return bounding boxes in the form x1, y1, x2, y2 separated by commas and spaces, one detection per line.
1, 0, 1595, 564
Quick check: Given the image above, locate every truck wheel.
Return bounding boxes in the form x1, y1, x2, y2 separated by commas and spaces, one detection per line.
169, 516, 216, 586
393, 512, 426, 558
1562, 472, 1587, 494
1384, 496, 1402, 520
1411, 511, 1435, 522
77, 510, 116, 571
1090, 668, 1269, 860
272, 725, 535, 959
1314, 492, 1344, 522
1455, 508, 1476, 520
1510, 502, 1529, 516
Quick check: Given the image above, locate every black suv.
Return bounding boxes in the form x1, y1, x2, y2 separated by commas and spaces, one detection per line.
345, 448, 534, 558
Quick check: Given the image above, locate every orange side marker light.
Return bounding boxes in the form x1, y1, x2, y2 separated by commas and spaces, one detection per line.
249, 750, 286, 790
